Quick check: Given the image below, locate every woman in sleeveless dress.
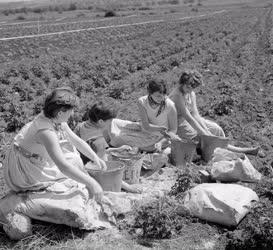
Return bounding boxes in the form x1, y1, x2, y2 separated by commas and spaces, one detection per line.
4, 87, 106, 197
2, 87, 114, 239
169, 69, 259, 155
137, 78, 178, 152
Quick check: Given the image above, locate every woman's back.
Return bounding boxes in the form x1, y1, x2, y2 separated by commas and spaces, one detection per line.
169, 89, 194, 123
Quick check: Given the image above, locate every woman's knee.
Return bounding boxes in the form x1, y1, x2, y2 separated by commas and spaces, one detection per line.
177, 124, 197, 140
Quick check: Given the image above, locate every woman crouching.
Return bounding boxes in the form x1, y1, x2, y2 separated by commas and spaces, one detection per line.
2, 87, 113, 240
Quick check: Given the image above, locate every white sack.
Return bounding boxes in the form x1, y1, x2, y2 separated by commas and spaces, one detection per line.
3, 212, 32, 240
0, 179, 114, 237
182, 183, 259, 226
210, 148, 262, 182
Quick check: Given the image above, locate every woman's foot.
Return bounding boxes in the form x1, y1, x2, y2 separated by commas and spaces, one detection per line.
123, 185, 142, 194
121, 181, 142, 194
244, 146, 260, 156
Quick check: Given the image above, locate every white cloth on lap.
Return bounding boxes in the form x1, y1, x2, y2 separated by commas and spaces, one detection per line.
109, 118, 162, 149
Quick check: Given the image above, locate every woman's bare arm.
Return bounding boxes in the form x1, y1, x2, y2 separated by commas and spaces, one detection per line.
37, 129, 103, 198
190, 92, 210, 132
62, 123, 106, 170
167, 103, 178, 134
174, 92, 209, 135
154, 103, 178, 150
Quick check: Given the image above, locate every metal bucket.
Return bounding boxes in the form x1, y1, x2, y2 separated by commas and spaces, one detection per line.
88, 161, 125, 192
200, 135, 229, 162
170, 139, 197, 168
110, 153, 144, 184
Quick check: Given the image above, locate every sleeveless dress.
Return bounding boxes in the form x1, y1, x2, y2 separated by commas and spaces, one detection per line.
138, 95, 175, 129
169, 91, 225, 140
4, 113, 83, 192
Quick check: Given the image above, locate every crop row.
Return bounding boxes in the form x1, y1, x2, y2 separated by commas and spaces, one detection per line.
0, 5, 272, 166
0, 10, 207, 38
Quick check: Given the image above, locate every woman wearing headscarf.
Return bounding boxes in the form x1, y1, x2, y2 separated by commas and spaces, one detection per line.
137, 78, 178, 152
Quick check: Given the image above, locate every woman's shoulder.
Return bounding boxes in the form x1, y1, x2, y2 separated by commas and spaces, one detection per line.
190, 91, 196, 99
79, 121, 98, 132
76, 121, 102, 141
165, 97, 176, 108
138, 95, 148, 104
169, 88, 182, 99
74, 121, 85, 132
33, 113, 55, 131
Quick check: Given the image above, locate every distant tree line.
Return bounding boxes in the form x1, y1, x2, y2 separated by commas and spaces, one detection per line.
2, 2, 83, 16
1, 0, 189, 16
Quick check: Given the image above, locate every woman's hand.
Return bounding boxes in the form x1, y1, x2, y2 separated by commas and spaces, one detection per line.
154, 142, 163, 152
118, 145, 133, 151
157, 126, 167, 133
202, 130, 213, 136
93, 157, 107, 171
87, 182, 104, 203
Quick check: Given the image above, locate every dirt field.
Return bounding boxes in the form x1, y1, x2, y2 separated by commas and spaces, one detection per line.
0, 0, 272, 249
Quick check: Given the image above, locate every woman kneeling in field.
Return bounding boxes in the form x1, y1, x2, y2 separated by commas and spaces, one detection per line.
137, 78, 178, 152
75, 102, 141, 193
169, 69, 259, 155
83, 80, 179, 154
2, 87, 114, 239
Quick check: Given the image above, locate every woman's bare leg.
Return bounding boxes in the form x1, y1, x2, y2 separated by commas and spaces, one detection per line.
227, 145, 260, 155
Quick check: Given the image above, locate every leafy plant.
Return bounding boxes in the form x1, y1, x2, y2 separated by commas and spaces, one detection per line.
169, 167, 200, 196
132, 196, 191, 239
226, 199, 273, 250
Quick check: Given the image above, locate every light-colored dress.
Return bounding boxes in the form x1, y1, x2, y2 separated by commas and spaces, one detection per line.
138, 95, 175, 129
169, 90, 225, 140
4, 113, 82, 192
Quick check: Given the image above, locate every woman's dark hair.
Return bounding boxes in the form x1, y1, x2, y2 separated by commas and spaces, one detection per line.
179, 69, 203, 88
88, 102, 117, 123
147, 79, 167, 95
43, 87, 78, 119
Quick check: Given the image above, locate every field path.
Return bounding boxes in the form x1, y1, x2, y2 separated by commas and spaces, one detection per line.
0, 10, 226, 41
